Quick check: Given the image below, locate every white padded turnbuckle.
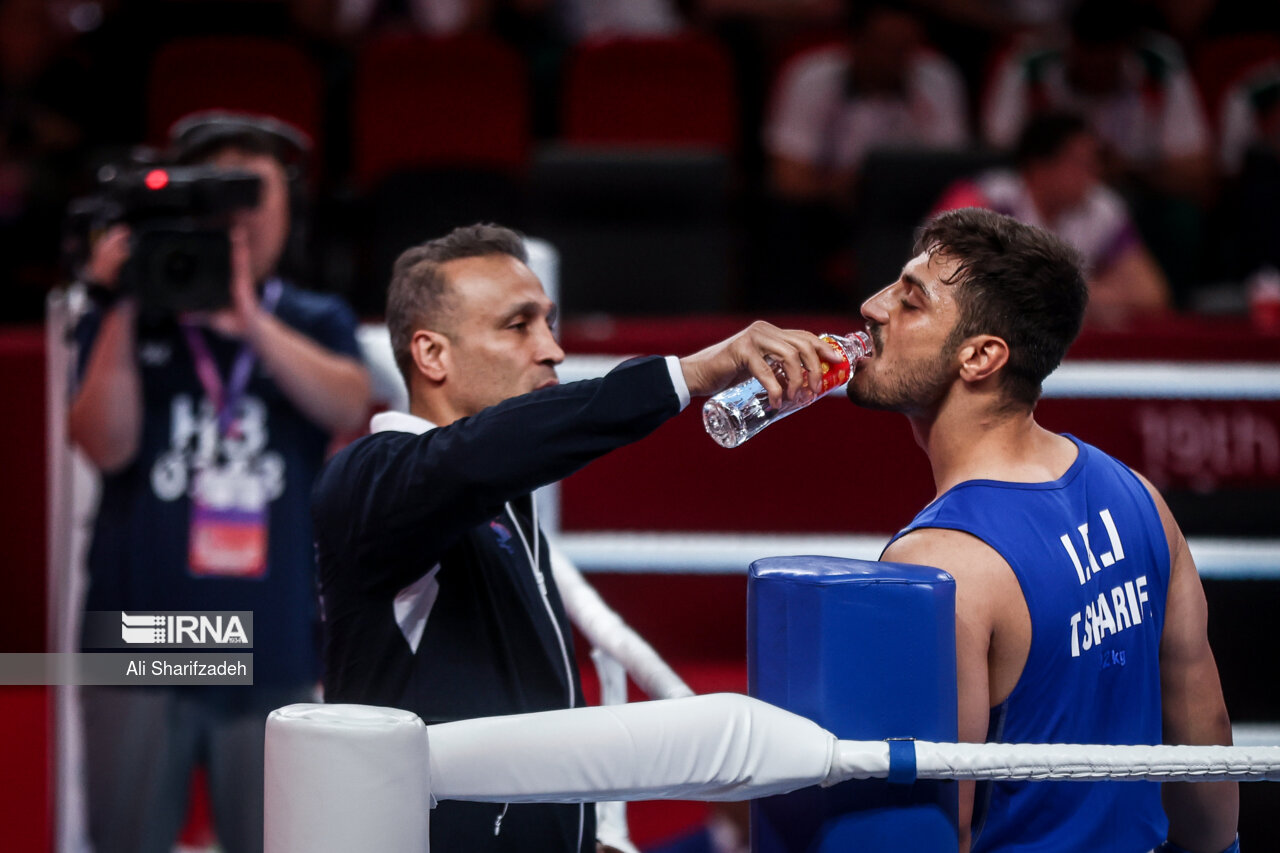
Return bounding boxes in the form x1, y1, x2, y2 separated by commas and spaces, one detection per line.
265, 703, 431, 853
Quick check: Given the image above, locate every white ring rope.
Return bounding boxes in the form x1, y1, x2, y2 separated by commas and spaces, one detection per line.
264, 697, 1277, 852
550, 537, 691, 850
549, 540, 694, 700
832, 740, 1280, 785
549, 540, 694, 853
418, 694, 1280, 806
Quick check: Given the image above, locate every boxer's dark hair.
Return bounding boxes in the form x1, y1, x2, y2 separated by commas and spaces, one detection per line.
914, 208, 1087, 407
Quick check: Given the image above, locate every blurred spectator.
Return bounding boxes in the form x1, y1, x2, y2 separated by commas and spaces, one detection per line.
764, 0, 968, 204
751, 0, 968, 310
983, 0, 1213, 198
981, 0, 1214, 303
935, 111, 1171, 326
691, 0, 845, 171
909, 0, 1077, 108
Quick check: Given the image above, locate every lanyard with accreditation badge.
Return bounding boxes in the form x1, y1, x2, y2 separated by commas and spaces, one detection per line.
180, 279, 283, 580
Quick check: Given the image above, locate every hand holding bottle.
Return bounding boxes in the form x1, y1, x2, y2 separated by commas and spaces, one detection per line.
703, 331, 872, 448
678, 321, 844, 408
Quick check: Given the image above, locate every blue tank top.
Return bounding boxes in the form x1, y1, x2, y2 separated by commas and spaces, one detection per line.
890, 435, 1170, 853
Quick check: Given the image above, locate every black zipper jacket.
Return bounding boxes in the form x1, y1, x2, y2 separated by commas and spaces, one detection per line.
312, 356, 681, 852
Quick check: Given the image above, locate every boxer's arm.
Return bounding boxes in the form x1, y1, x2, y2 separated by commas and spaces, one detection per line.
1137, 474, 1239, 853
882, 528, 1024, 853
69, 299, 142, 472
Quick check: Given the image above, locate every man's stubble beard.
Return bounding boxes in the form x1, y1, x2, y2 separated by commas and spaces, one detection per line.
846, 339, 955, 415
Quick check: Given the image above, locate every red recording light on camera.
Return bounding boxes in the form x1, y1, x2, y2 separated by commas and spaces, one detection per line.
145, 170, 170, 190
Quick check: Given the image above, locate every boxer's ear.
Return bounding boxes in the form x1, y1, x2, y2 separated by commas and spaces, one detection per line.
957, 334, 1008, 385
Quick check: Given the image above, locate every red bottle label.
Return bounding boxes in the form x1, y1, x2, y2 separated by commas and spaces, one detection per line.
817, 338, 851, 393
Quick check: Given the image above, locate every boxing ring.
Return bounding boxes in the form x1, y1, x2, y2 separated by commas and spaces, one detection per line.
265, 333, 1280, 851
265, 556, 1280, 853
265, 696, 1280, 852
40, 250, 1280, 851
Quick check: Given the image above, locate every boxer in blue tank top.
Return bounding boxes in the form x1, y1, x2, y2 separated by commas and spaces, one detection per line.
846, 208, 1239, 853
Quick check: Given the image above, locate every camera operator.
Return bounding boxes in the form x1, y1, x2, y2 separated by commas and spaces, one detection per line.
68, 111, 371, 853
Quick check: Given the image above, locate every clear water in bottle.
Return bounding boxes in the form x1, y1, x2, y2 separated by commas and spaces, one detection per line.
702, 331, 872, 448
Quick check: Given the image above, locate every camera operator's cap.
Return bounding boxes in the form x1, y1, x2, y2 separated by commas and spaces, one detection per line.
167, 110, 312, 170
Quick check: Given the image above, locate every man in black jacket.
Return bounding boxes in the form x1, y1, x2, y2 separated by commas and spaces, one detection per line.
311, 223, 838, 852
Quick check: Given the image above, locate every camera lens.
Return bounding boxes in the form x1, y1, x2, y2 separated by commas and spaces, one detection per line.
160, 245, 199, 290
133, 226, 232, 313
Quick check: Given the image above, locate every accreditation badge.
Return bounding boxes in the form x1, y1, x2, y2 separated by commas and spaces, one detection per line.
188, 466, 269, 578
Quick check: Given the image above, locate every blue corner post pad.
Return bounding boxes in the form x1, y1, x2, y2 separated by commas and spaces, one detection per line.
886, 738, 918, 785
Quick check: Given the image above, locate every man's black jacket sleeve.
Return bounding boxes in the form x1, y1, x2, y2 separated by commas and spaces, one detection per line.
312, 356, 680, 594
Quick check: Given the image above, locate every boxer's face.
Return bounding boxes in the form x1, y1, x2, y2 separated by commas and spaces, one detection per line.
435, 254, 564, 417
847, 249, 962, 414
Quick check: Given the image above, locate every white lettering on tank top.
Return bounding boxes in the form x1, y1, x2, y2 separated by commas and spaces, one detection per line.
1062, 508, 1151, 658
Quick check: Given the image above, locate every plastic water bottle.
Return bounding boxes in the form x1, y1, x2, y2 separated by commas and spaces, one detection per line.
702, 331, 872, 448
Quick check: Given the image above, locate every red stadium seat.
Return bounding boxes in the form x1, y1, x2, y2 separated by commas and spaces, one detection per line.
533, 34, 739, 315
146, 36, 323, 149
562, 33, 737, 152
346, 33, 532, 316
352, 32, 530, 186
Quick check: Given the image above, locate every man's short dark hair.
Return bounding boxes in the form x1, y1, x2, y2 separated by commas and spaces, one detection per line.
1014, 111, 1091, 169
386, 223, 529, 385
914, 208, 1088, 408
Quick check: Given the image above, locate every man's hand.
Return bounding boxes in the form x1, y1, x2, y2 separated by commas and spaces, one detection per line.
207, 224, 372, 432
230, 224, 260, 319
85, 224, 132, 287
226, 224, 265, 335
679, 321, 841, 407
204, 225, 264, 339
